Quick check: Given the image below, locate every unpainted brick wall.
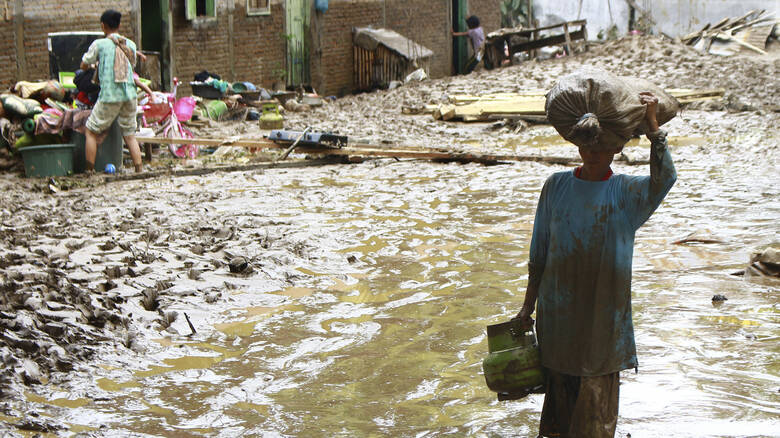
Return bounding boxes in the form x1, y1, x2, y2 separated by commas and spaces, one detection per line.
0, 0, 502, 97
231, 1, 286, 90
170, 1, 231, 95
310, 0, 383, 97
0, 0, 135, 90
384, 0, 450, 79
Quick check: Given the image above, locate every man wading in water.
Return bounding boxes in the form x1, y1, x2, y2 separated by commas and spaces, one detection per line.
516, 92, 676, 437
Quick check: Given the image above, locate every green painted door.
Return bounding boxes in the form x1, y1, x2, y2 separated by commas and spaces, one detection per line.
452, 0, 468, 75
286, 0, 310, 87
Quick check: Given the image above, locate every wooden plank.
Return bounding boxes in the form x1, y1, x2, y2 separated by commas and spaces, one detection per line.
563, 22, 573, 55
521, 19, 586, 35
105, 157, 348, 183
136, 136, 282, 149
403, 87, 725, 121
134, 136, 650, 166
510, 28, 586, 53
713, 32, 767, 54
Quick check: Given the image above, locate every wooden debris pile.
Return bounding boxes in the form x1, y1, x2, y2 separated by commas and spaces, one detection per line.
404, 89, 726, 123
682, 10, 778, 56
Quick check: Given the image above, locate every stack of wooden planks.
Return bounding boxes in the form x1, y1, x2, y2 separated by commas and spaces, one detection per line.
403, 88, 726, 123
682, 10, 777, 56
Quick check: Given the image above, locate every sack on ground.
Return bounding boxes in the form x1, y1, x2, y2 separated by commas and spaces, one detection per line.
545, 68, 679, 150
1, 94, 43, 118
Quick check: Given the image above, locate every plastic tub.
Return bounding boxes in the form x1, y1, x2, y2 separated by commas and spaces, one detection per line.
190, 82, 223, 99
19, 143, 75, 177
230, 82, 248, 93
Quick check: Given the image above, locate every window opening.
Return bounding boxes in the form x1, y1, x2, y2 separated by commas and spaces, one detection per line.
247, 0, 271, 16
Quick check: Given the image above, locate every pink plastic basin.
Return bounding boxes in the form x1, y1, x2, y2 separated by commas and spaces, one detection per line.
174, 97, 197, 121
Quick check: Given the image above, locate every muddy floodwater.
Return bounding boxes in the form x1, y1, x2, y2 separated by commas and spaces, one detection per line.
1, 116, 777, 437
2, 34, 779, 436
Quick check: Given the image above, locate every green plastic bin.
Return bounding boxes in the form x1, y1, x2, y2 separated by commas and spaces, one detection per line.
19, 143, 75, 177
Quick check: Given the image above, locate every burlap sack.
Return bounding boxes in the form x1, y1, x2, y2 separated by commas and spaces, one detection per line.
545, 68, 679, 150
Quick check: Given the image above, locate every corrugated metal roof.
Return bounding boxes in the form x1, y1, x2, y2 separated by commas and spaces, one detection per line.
353, 27, 434, 61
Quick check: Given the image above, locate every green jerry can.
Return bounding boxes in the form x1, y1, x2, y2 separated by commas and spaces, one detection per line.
259, 100, 284, 130
482, 318, 545, 401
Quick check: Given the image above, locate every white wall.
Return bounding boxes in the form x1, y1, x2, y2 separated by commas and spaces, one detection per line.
533, 0, 631, 39
644, 0, 778, 38
532, 0, 779, 39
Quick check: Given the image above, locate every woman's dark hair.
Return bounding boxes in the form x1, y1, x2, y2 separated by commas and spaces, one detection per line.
466, 15, 480, 29
100, 10, 122, 29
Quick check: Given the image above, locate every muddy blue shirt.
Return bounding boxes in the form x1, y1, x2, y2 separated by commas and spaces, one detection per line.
529, 131, 676, 376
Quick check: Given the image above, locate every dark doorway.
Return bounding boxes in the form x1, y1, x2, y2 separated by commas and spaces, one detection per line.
140, 0, 170, 90
452, 0, 468, 75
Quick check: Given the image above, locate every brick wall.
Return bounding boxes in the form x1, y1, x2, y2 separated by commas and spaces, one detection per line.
0, 0, 135, 90
0, 13, 16, 89
0, 0, 502, 97
310, 0, 383, 97
170, 1, 231, 94
231, 1, 286, 90
384, 0, 450, 79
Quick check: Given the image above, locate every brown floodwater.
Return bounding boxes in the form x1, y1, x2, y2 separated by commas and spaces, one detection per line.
11, 138, 780, 437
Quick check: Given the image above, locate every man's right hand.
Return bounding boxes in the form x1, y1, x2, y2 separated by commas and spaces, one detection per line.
515, 304, 535, 329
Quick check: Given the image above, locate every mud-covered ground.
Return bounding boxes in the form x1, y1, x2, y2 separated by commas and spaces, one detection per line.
0, 35, 778, 435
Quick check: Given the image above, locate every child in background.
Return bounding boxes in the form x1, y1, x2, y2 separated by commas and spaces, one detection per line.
452, 15, 485, 73
80, 9, 144, 173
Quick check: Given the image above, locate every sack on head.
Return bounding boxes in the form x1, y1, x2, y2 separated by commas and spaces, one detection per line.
545, 68, 679, 150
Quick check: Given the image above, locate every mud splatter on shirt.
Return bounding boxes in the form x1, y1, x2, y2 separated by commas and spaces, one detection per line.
530, 132, 676, 376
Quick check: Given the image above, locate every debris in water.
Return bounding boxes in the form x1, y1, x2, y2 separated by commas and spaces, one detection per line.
712, 294, 728, 302
229, 256, 249, 273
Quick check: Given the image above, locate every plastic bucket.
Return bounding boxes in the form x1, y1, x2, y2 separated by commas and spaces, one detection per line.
19, 143, 75, 177
230, 82, 248, 93
204, 100, 228, 120
71, 120, 123, 173
174, 97, 196, 121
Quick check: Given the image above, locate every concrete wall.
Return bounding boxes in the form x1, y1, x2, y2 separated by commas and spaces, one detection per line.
644, 0, 779, 38
533, 0, 631, 39
532, 0, 779, 39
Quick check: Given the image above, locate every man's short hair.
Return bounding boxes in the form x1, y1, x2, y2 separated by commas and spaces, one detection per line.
466, 15, 480, 29
101, 10, 122, 29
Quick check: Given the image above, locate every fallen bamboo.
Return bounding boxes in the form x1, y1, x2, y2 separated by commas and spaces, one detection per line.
104, 156, 349, 183
135, 136, 649, 166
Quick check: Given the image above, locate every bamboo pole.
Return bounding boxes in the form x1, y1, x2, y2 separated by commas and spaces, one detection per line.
134, 136, 649, 166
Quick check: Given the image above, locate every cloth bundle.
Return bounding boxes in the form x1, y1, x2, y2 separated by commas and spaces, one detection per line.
1, 94, 43, 118
545, 68, 679, 150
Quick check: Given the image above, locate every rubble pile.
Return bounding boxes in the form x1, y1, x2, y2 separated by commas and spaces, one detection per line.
281, 34, 778, 149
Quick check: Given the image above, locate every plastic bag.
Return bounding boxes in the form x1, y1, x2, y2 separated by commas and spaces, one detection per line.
1, 94, 43, 118
545, 68, 679, 150
405, 68, 428, 83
